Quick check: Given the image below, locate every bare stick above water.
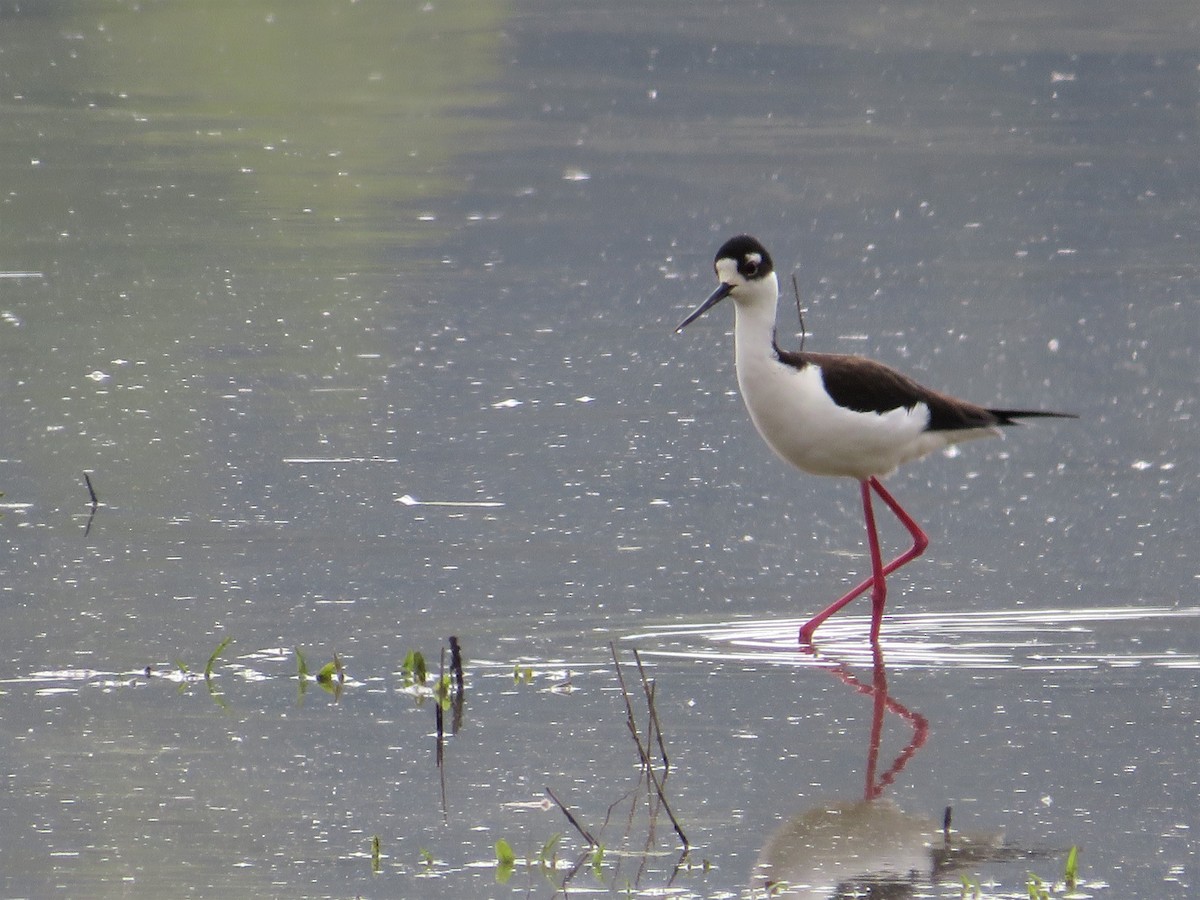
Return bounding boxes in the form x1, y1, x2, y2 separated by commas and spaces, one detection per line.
83, 471, 98, 506
609, 643, 689, 851
632, 649, 670, 774
545, 786, 598, 847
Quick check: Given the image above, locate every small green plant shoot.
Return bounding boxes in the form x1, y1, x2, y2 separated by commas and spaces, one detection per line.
205, 636, 232, 679
402, 650, 428, 686
316, 651, 344, 684
536, 832, 561, 869
432, 672, 453, 709
590, 842, 605, 879
295, 647, 309, 679
495, 838, 516, 884
1021, 845, 1081, 898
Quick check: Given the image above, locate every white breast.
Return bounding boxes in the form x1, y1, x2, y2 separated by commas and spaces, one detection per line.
735, 351, 986, 480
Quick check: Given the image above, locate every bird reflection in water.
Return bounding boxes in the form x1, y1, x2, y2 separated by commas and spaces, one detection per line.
752, 645, 1006, 899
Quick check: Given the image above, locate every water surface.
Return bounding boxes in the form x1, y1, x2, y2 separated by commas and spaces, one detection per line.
1, 1, 1197, 897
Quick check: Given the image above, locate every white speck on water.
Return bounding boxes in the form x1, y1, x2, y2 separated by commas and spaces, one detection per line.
397, 494, 504, 509
1131, 460, 1154, 471
492, 398, 522, 409
86, 370, 110, 382
1047, 338, 1060, 352
575, 395, 595, 403
562, 168, 590, 182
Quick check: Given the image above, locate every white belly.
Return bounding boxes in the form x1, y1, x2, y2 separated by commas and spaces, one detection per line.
736, 355, 990, 480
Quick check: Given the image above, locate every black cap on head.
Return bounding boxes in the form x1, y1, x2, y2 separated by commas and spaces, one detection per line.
714, 234, 773, 281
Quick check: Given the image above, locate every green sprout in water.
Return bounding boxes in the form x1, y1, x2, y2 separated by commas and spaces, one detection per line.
1023, 845, 1081, 899
316, 651, 344, 684
495, 838, 516, 884
402, 650, 428, 686
433, 672, 453, 710
513, 662, 534, 684
371, 835, 381, 874
204, 636, 232, 680
590, 842, 605, 880
536, 833, 561, 871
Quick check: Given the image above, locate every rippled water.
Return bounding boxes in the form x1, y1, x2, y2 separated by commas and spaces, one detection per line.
2, 1, 1197, 897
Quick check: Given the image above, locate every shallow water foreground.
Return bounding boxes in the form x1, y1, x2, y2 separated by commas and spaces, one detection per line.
1, 1, 1197, 897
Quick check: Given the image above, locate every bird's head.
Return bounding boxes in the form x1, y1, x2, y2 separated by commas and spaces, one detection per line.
675, 234, 778, 332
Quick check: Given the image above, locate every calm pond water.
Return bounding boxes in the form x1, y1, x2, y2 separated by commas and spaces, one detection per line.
2, 1, 1197, 897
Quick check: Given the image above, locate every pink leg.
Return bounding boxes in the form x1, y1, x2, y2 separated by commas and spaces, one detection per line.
798, 476, 930, 644
862, 480, 888, 643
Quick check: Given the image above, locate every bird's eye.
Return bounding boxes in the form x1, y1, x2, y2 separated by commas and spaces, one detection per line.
743, 259, 759, 277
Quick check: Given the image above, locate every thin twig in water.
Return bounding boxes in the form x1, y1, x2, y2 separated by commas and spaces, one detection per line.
448, 634, 464, 693
632, 649, 670, 774
436, 645, 446, 768
609, 643, 690, 852
609, 642, 653, 770
645, 732, 688, 850
545, 786, 598, 847
437, 645, 449, 822
83, 471, 98, 506
82, 472, 100, 537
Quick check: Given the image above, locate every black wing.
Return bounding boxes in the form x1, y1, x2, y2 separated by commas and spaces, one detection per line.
776, 349, 1006, 432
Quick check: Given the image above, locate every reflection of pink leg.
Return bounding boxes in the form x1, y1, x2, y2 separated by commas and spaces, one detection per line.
864, 648, 887, 799
801, 643, 929, 801
799, 477, 930, 645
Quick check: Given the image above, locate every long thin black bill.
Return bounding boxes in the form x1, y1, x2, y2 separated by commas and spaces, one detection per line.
675, 282, 733, 333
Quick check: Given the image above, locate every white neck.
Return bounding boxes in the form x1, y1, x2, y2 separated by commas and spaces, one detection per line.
732, 273, 781, 368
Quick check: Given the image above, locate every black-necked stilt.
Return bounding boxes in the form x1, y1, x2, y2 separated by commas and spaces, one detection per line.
676, 234, 1075, 644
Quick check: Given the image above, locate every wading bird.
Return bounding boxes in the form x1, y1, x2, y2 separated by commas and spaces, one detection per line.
676, 234, 1075, 643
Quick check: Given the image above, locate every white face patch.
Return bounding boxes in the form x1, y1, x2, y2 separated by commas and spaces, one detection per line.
745, 252, 762, 268
714, 256, 741, 283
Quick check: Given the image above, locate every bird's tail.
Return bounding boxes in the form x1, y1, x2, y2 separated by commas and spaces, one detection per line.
990, 409, 1079, 426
